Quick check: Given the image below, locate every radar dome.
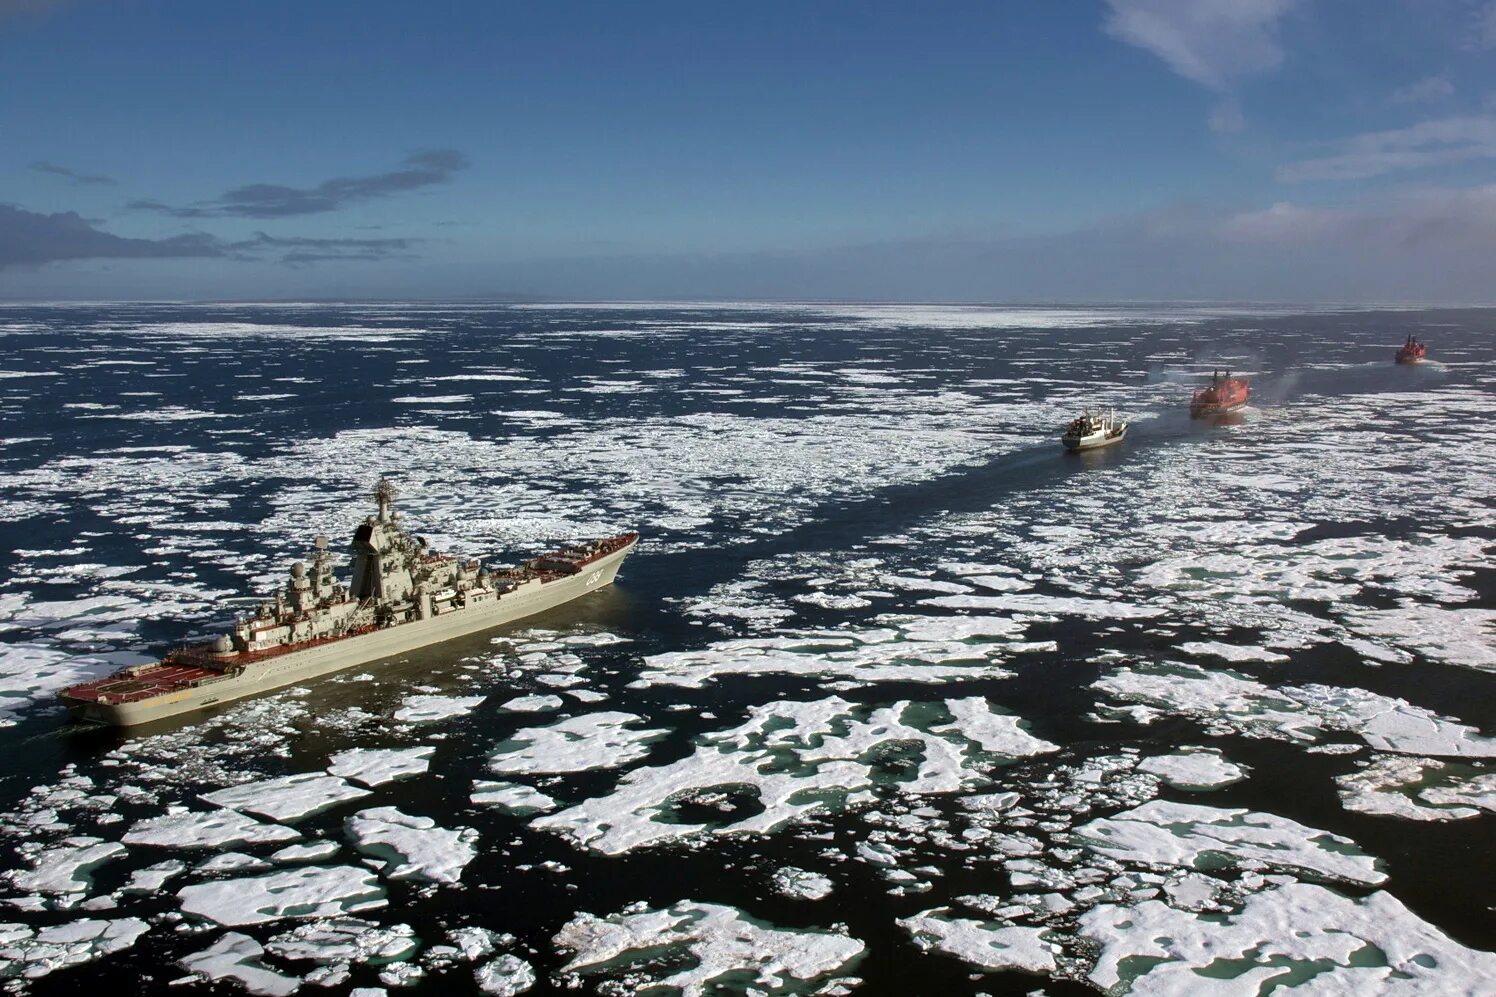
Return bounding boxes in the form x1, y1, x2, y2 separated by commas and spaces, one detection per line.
290, 561, 306, 579
212, 635, 232, 654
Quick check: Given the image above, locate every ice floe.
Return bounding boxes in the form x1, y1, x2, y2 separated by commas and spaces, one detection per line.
488, 711, 667, 775
1074, 801, 1386, 886
1080, 882, 1496, 993
536, 696, 1055, 854
1094, 661, 1496, 757
0, 917, 148, 981
1336, 755, 1496, 821
1135, 751, 1248, 790
470, 781, 558, 814
178, 932, 299, 996
899, 912, 1056, 974
474, 954, 536, 995
326, 746, 435, 787
177, 865, 387, 925
202, 773, 372, 822
553, 901, 864, 994
122, 808, 301, 848
393, 694, 486, 723
345, 807, 478, 884
771, 866, 834, 901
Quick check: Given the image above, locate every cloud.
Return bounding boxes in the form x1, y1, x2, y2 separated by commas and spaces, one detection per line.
129, 150, 467, 219
1475, 2, 1496, 49
1219, 184, 1496, 249
223, 232, 419, 266
1208, 99, 1246, 134
29, 160, 116, 185
1102, 0, 1297, 90
1390, 76, 1455, 105
0, 204, 220, 269
1277, 116, 1496, 182
0, 203, 423, 270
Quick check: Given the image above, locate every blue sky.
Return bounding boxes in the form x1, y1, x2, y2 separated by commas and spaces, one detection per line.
4, 0, 1496, 301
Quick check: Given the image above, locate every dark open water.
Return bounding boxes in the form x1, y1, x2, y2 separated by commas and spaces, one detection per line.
0, 303, 1491, 995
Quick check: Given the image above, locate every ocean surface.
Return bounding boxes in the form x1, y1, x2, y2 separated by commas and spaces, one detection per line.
0, 302, 1491, 995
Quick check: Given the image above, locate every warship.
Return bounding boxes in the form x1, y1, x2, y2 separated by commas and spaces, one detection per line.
1061, 407, 1128, 452
61, 480, 638, 727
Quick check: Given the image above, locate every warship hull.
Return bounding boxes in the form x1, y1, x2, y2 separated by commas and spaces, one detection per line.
65, 539, 634, 727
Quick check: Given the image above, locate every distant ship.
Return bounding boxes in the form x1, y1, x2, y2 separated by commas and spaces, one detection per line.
1395, 336, 1428, 364
61, 480, 637, 727
1062, 408, 1127, 451
1190, 370, 1250, 418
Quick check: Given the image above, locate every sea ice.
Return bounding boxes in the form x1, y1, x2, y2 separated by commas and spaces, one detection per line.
633, 621, 1017, 689
201, 773, 372, 822
177, 865, 387, 925
178, 932, 299, 996
326, 746, 435, 788
1080, 882, 1496, 993
123, 808, 301, 848
535, 696, 1054, 855
498, 694, 564, 712
899, 911, 1056, 974
345, 807, 478, 884
553, 901, 864, 995
1136, 751, 1248, 790
7, 837, 125, 896
771, 866, 834, 901
488, 711, 667, 775
1093, 661, 1496, 757
392, 694, 486, 723
1335, 755, 1496, 821
474, 954, 536, 995
470, 781, 558, 814
0, 917, 149, 981
1073, 801, 1386, 886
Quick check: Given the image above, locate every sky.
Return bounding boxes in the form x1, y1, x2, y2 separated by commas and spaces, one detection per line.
3, 0, 1496, 302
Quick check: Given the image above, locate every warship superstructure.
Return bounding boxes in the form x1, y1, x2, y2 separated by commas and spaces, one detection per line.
61, 480, 637, 726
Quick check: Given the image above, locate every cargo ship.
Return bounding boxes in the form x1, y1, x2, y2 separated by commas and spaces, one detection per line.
1061, 408, 1128, 452
61, 480, 637, 727
1395, 336, 1428, 364
1190, 370, 1250, 418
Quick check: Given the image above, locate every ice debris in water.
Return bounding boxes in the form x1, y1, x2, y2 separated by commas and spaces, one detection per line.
1335, 755, 1496, 821
0, 917, 149, 981
266, 917, 419, 987
553, 901, 864, 995
1093, 661, 1496, 757
1135, 750, 1248, 790
771, 866, 834, 901
122, 808, 301, 848
535, 696, 1055, 855
178, 932, 299, 997
326, 746, 435, 787
1073, 801, 1386, 886
474, 953, 536, 995
201, 773, 372, 822
345, 807, 478, 885
176, 865, 387, 926
392, 694, 486, 724
488, 711, 667, 775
